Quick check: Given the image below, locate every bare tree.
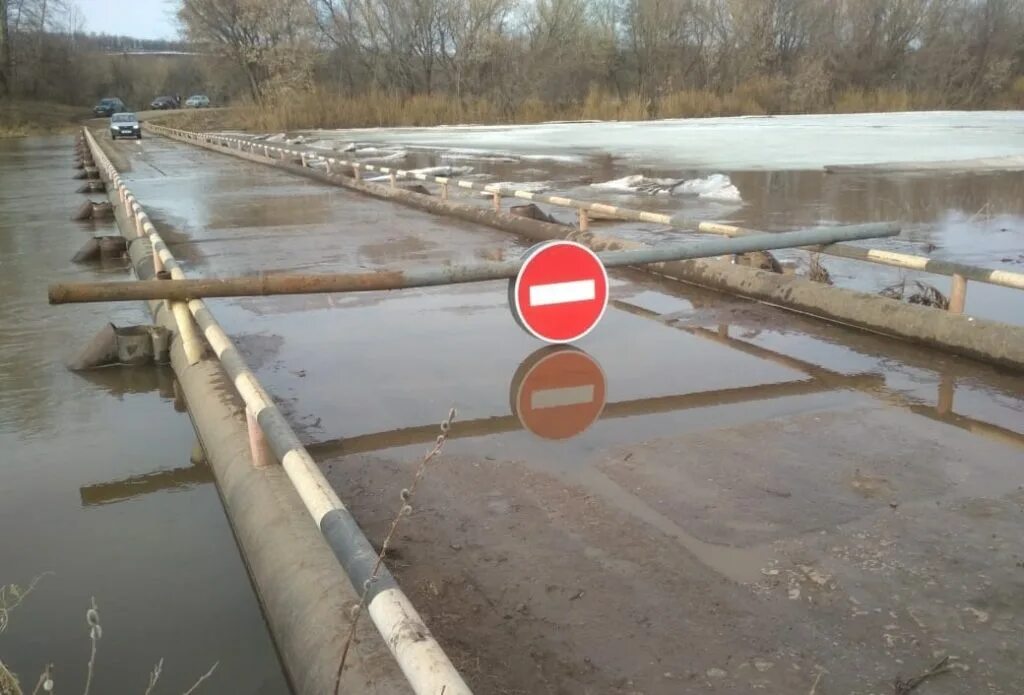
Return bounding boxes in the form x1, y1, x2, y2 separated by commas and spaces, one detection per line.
179, 0, 315, 100
0, 0, 11, 95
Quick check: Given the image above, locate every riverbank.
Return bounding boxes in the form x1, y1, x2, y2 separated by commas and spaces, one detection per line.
0, 101, 90, 138
153, 83, 1024, 134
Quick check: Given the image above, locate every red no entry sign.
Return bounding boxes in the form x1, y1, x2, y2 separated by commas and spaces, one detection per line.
511, 347, 607, 440
509, 241, 609, 343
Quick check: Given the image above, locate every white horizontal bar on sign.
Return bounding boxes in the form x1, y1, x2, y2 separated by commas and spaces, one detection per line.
530, 385, 595, 410
529, 279, 596, 306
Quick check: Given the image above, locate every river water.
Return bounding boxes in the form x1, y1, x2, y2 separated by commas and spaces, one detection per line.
284, 111, 1024, 324
0, 136, 287, 693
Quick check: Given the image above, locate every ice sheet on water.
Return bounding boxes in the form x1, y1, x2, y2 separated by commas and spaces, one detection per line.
676, 174, 743, 202
354, 146, 400, 156
412, 165, 473, 177
307, 141, 354, 153
516, 153, 586, 164
361, 150, 408, 163
477, 181, 552, 197
591, 173, 742, 203
591, 174, 667, 192
364, 165, 474, 182
307, 112, 1024, 171
441, 149, 520, 163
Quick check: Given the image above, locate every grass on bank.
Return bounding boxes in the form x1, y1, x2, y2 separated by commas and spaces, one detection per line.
154, 79, 1024, 133
0, 100, 92, 138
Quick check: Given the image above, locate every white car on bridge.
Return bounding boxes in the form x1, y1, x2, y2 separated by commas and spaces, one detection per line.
109, 112, 141, 140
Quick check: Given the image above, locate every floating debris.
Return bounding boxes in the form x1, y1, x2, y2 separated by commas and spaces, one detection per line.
880, 279, 949, 310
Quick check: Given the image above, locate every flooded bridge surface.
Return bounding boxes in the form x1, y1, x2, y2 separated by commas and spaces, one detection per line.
4, 129, 1023, 694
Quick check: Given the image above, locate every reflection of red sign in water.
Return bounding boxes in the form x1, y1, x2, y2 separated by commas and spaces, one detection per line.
510, 241, 609, 343
511, 347, 607, 440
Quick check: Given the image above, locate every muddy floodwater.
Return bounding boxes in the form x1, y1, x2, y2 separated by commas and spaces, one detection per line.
0, 137, 287, 693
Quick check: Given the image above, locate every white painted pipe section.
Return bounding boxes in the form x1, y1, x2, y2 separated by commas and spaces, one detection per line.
83, 127, 472, 695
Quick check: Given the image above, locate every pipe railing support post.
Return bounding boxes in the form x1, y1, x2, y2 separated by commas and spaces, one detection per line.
578, 208, 589, 232
949, 274, 967, 314
937, 374, 955, 416
246, 408, 273, 468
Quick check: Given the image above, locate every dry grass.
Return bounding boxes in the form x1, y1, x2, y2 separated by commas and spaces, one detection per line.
807, 253, 833, 285
880, 279, 950, 309
833, 88, 949, 113
1, 576, 218, 694
151, 83, 1021, 134
0, 101, 90, 138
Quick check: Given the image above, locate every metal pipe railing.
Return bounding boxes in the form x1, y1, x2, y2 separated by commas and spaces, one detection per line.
697, 221, 1024, 316
146, 123, 1024, 314
81, 127, 472, 695
48, 223, 900, 304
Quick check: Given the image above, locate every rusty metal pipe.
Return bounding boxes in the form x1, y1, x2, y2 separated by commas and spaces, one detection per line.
49, 223, 898, 304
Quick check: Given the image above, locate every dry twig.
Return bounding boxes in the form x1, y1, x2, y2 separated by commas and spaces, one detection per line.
808, 253, 833, 284
83, 597, 101, 695
181, 662, 219, 695
808, 670, 824, 695
880, 279, 949, 309
1, 659, 24, 695
29, 665, 52, 695
143, 658, 163, 695
332, 408, 457, 694
0, 573, 54, 635
893, 656, 953, 694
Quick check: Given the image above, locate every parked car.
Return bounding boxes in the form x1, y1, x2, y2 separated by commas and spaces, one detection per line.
150, 96, 178, 110
93, 98, 126, 117
185, 94, 210, 108
110, 112, 141, 140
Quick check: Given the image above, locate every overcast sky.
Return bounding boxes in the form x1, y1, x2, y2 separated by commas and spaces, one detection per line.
76, 0, 179, 40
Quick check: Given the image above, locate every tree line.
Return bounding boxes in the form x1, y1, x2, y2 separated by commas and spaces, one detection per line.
2, 0, 1023, 117
0, 0, 201, 104
177, 0, 1024, 115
